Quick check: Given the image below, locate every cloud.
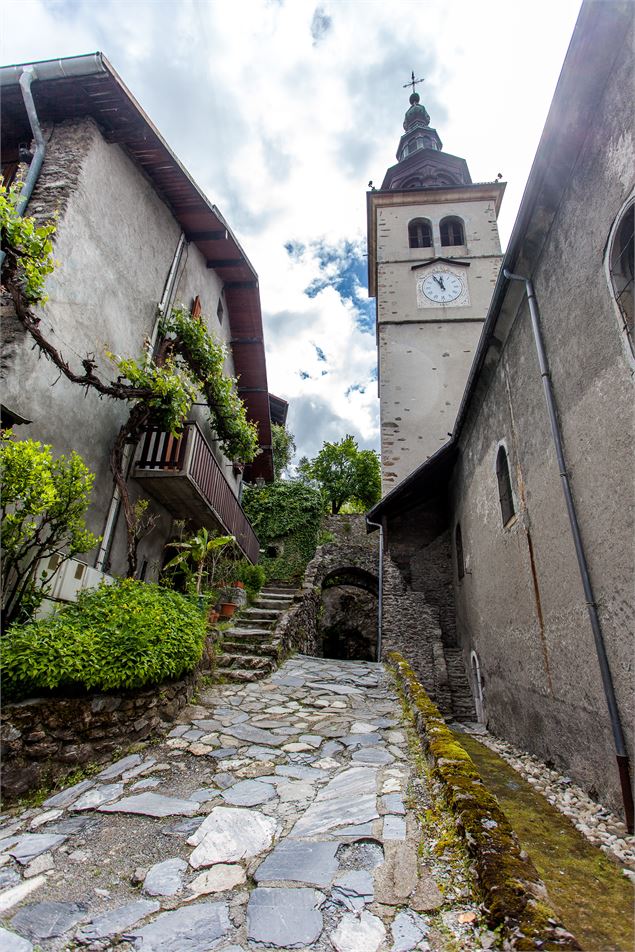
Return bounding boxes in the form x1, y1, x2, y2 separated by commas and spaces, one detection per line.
310, 6, 332, 45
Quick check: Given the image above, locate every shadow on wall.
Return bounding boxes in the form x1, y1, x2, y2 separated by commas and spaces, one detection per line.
319, 584, 378, 662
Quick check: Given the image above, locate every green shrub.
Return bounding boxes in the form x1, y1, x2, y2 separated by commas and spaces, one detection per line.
2, 579, 207, 699
233, 561, 266, 600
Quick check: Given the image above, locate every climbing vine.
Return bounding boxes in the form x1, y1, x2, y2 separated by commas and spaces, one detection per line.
242, 480, 323, 581
1, 183, 259, 577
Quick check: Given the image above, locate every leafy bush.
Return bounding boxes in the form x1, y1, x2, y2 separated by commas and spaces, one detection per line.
2, 580, 207, 699
1, 432, 100, 629
233, 560, 266, 600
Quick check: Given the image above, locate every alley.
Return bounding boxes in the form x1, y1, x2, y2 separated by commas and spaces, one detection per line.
0, 657, 489, 952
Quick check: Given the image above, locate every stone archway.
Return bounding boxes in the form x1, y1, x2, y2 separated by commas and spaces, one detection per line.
320, 567, 379, 661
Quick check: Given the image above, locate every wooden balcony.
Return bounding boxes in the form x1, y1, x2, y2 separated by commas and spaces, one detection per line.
134, 422, 260, 563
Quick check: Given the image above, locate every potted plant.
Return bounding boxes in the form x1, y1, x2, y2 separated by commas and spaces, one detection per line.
163, 528, 236, 600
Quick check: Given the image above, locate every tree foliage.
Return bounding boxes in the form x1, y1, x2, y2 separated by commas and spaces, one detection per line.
2, 579, 207, 698
1, 182, 259, 577
0, 432, 100, 629
271, 423, 296, 479
298, 435, 381, 514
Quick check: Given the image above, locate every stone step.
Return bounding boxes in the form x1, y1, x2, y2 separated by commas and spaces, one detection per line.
233, 619, 274, 632
217, 652, 275, 673
254, 599, 292, 612
223, 626, 274, 639
220, 667, 270, 683
222, 639, 280, 659
241, 608, 279, 621
258, 592, 295, 602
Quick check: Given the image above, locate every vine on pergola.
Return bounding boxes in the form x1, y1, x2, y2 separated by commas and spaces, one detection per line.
0, 182, 259, 577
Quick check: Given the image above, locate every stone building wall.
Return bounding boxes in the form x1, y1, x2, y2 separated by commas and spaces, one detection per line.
449, 27, 634, 812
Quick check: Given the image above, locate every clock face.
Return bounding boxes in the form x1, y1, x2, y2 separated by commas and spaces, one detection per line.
420, 270, 464, 304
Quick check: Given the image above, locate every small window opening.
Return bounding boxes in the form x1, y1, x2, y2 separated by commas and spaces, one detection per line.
408, 218, 432, 249
496, 445, 515, 526
440, 216, 465, 246
455, 523, 465, 580
217, 298, 224, 324
608, 202, 634, 352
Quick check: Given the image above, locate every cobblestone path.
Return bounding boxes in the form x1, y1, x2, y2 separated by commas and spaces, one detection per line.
0, 657, 490, 951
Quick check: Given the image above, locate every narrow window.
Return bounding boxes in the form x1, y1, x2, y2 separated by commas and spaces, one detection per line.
440, 216, 465, 246
496, 445, 515, 526
455, 523, 465, 580
408, 218, 432, 249
217, 298, 224, 324
608, 201, 634, 355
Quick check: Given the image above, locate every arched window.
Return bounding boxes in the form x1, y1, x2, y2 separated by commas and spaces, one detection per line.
440, 216, 465, 246
607, 199, 634, 357
496, 445, 515, 526
408, 218, 432, 249
455, 523, 465, 580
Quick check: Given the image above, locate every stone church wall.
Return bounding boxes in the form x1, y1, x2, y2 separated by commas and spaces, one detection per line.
449, 40, 634, 813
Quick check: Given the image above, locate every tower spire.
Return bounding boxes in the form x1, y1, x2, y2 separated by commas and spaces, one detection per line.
402, 70, 424, 97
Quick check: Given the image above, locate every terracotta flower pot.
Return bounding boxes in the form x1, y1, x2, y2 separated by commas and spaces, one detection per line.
219, 602, 237, 618
208, 608, 220, 625
233, 580, 245, 589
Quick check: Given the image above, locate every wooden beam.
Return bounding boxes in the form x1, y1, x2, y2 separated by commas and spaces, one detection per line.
186, 229, 228, 241
206, 259, 244, 269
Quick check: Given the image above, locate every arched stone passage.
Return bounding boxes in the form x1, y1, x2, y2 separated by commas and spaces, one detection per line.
320, 566, 379, 662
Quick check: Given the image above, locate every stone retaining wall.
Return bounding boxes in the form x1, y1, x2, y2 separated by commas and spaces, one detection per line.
388, 652, 580, 950
0, 637, 215, 801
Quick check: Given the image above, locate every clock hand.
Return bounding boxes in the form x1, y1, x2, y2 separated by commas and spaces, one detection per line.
433, 275, 443, 288
438, 277, 446, 291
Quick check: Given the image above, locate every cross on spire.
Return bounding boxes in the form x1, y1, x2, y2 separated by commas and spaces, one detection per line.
403, 71, 424, 95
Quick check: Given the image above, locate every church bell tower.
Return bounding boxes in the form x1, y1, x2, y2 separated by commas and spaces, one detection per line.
367, 81, 505, 492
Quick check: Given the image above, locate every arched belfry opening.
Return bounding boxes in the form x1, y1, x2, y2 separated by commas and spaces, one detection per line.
319, 566, 378, 662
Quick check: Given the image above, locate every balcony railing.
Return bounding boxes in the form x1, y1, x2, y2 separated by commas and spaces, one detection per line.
134, 422, 260, 563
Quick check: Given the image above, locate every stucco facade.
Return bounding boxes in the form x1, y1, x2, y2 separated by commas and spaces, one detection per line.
1, 55, 276, 583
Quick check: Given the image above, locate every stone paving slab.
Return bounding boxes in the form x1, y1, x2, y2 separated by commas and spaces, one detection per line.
0, 655, 487, 951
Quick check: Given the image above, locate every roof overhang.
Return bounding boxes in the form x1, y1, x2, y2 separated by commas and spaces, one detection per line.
366, 181, 505, 297
367, 441, 457, 525
0, 52, 275, 480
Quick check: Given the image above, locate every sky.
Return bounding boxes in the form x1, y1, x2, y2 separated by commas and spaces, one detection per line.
1, 0, 582, 463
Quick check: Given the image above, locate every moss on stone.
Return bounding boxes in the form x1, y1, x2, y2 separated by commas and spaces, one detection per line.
387, 651, 581, 950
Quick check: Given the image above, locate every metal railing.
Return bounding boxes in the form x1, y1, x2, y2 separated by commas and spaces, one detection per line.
137, 423, 260, 563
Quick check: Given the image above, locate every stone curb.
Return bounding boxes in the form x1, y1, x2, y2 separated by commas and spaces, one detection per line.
387, 651, 580, 951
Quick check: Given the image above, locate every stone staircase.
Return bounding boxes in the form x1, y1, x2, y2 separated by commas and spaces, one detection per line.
215, 585, 297, 683
442, 645, 476, 722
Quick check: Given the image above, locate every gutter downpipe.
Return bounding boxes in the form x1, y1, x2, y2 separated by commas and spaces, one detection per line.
365, 516, 384, 663
94, 234, 186, 572
504, 268, 634, 833
0, 67, 46, 270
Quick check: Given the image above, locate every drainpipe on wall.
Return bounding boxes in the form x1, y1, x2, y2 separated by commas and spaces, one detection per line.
0, 67, 46, 271
504, 268, 634, 833
94, 234, 186, 572
365, 516, 384, 663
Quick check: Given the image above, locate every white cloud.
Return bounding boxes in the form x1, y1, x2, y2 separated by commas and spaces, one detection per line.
1, 0, 582, 462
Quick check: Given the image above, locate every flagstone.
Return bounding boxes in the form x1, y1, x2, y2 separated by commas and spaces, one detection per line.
99, 793, 199, 817
186, 864, 246, 898
254, 839, 339, 887
9, 834, 66, 865
221, 780, 276, 807
97, 754, 142, 781
143, 858, 188, 896
330, 909, 386, 952
72, 783, 124, 811
247, 887, 324, 947
126, 902, 230, 951
10, 901, 86, 940
0, 926, 33, 951
42, 779, 94, 809
187, 807, 277, 868
76, 899, 160, 942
